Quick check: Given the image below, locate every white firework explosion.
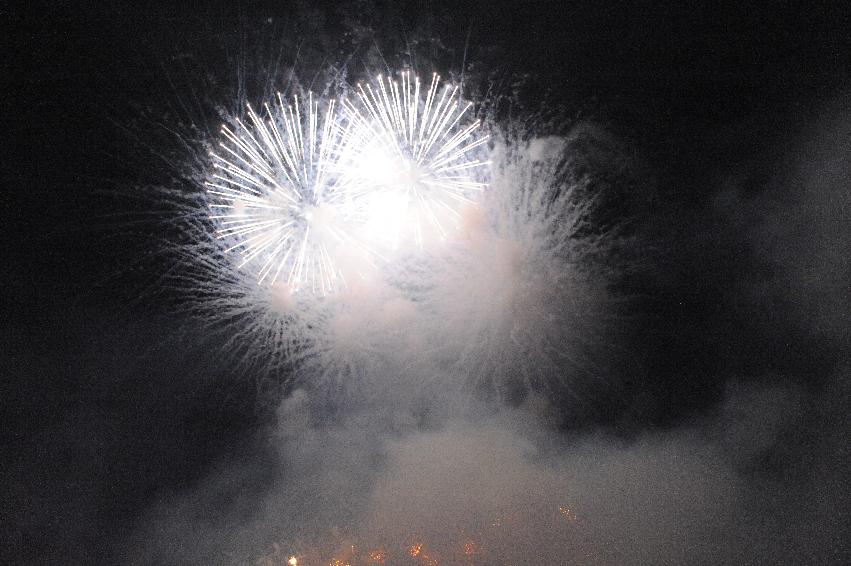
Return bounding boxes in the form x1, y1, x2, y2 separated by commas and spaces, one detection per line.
206, 92, 374, 296
343, 72, 490, 249
188, 69, 635, 401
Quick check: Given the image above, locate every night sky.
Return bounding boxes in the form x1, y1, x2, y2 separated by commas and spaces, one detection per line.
4, 2, 850, 564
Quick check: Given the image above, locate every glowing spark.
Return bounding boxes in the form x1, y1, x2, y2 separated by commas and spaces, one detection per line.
206, 92, 373, 295
462, 540, 480, 556
343, 72, 489, 249
287, 556, 298, 566
408, 543, 423, 557
559, 506, 577, 523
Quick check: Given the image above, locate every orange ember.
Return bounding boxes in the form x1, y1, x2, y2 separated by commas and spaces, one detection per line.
559, 506, 578, 523
462, 540, 480, 557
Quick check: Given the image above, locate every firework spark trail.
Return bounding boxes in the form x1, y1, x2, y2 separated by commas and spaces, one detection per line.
342, 72, 490, 250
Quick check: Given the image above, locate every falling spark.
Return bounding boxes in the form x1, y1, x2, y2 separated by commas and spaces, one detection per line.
206, 91, 374, 295
343, 72, 489, 249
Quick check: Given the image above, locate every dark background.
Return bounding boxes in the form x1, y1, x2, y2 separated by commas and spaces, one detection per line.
3, 1, 850, 563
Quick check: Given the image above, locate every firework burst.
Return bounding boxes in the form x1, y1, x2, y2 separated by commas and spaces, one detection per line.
419, 128, 635, 401
343, 72, 490, 249
206, 92, 374, 296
